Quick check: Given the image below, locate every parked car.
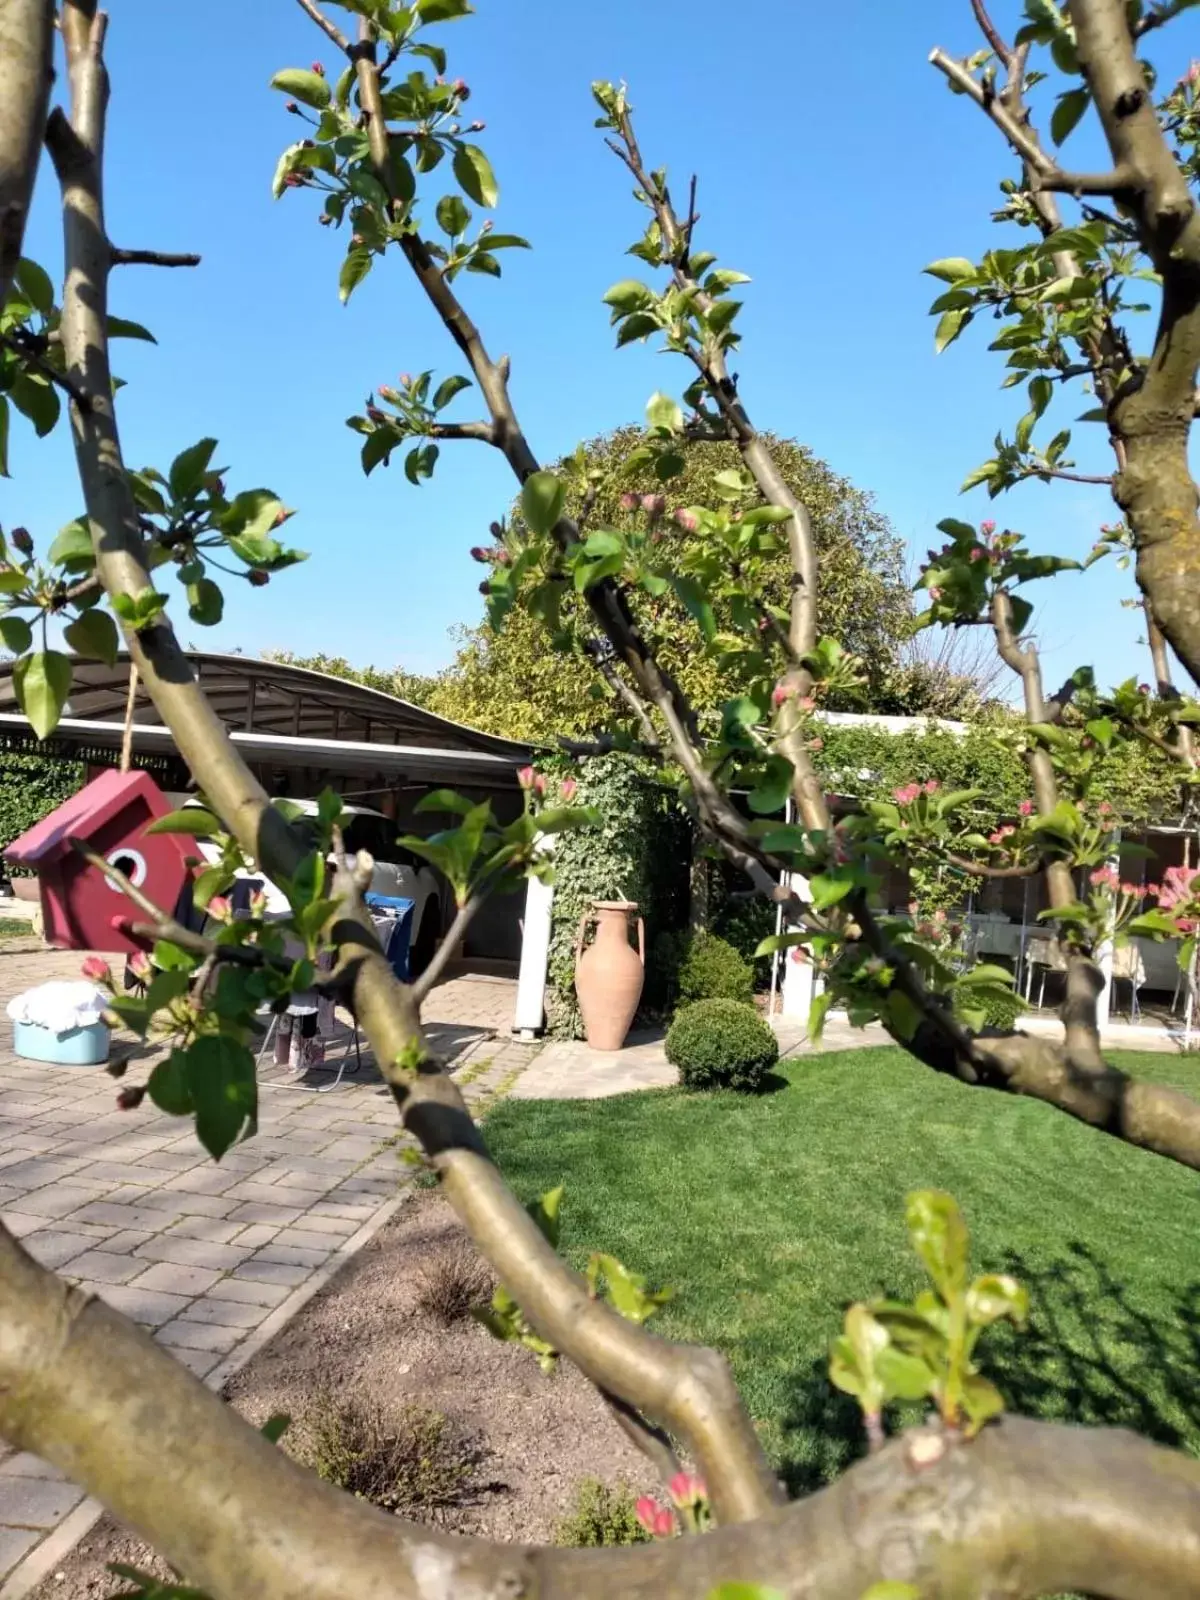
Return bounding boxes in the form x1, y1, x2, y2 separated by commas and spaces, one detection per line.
186, 798, 444, 974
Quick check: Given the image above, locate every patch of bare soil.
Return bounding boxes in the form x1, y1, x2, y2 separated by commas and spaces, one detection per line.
33, 1190, 652, 1600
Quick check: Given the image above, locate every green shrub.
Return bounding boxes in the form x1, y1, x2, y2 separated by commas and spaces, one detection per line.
552, 1478, 650, 1547
304, 1393, 478, 1512
953, 984, 1028, 1032
0, 751, 85, 877
678, 931, 755, 1006
666, 998, 779, 1092
714, 895, 776, 988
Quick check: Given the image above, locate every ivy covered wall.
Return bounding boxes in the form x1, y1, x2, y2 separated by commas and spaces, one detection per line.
0, 750, 86, 876
546, 754, 691, 1038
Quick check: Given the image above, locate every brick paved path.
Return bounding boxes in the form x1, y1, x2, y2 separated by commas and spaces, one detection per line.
0, 950, 532, 1596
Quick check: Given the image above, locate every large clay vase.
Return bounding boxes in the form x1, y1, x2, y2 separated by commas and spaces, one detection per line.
575, 900, 645, 1051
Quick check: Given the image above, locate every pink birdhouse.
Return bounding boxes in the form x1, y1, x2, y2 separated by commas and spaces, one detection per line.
4, 770, 194, 954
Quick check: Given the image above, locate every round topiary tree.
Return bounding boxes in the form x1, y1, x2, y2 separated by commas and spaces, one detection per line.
665, 998, 780, 1092
677, 931, 755, 1006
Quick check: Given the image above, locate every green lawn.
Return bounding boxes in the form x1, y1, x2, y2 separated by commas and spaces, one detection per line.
0, 918, 31, 939
483, 1047, 1200, 1492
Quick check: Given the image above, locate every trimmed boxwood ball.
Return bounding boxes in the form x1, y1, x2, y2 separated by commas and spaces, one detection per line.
666, 998, 779, 1092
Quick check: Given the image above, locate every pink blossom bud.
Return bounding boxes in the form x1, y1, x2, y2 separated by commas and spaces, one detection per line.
635, 1497, 675, 1539
923, 780, 940, 795
481, 219, 492, 231
366, 405, 387, 424
470, 546, 489, 563
129, 951, 152, 982
116, 1084, 146, 1111
668, 1473, 706, 1508
285, 100, 300, 113
81, 955, 111, 985
969, 546, 986, 562
927, 585, 943, 602
248, 569, 270, 587
772, 683, 794, 707
478, 580, 491, 594
311, 60, 325, 75
11, 527, 32, 556
469, 120, 486, 131
893, 783, 921, 805
560, 777, 578, 802
517, 765, 536, 790
1139, 683, 1151, 696
673, 508, 700, 533
453, 78, 470, 99
496, 548, 511, 565
797, 696, 816, 713
208, 896, 233, 922
640, 493, 667, 517
980, 520, 996, 535
533, 773, 548, 796
250, 890, 268, 917
619, 491, 639, 511
399, 373, 413, 387
808, 736, 824, 751
1019, 799, 1034, 816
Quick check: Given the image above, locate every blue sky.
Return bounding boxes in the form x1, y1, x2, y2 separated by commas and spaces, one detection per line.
8, 0, 1198, 694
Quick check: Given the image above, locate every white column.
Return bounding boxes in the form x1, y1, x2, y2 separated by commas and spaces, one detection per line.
1096, 838, 1121, 1026
513, 839, 555, 1039
779, 872, 815, 1022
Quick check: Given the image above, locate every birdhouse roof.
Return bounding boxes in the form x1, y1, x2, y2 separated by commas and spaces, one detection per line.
3, 769, 166, 866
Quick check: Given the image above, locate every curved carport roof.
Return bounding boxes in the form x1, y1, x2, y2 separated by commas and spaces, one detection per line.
0, 652, 532, 788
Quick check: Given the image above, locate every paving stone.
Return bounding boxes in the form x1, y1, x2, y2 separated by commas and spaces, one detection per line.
130, 1261, 223, 1297
161, 1166, 242, 1196
318, 1135, 385, 1161
227, 1201, 305, 1227
254, 1243, 327, 1269
78, 1281, 193, 1328
162, 1345, 220, 1379
143, 1190, 237, 1219
232, 1257, 309, 1287
175, 1296, 266, 1329
71, 1198, 169, 1231
207, 1275, 291, 1307
273, 1226, 346, 1253
100, 1229, 157, 1254
70, 1159, 168, 1189
305, 1200, 377, 1224
0, 1526, 41, 1575
10, 1183, 114, 1220
156, 1318, 245, 1354
168, 1215, 246, 1245
226, 1180, 325, 1211
230, 1223, 279, 1249
0, 1454, 64, 1480
62, 1249, 145, 1284
0, 1156, 88, 1188
20, 1231, 96, 1270
134, 1235, 250, 1272
0, 1474, 82, 1528
0, 1211, 46, 1238
288, 1211, 358, 1237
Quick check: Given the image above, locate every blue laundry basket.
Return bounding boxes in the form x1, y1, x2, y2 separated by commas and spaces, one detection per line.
364, 893, 415, 982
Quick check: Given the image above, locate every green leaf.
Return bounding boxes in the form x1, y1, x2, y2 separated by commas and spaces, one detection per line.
959, 1371, 1006, 1436
270, 68, 332, 109
748, 755, 794, 816
965, 1272, 1029, 1329
106, 315, 156, 343
435, 193, 470, 236
13, 650, 71, 738
339, 248, 373, 305
184, 1035, 257, 1161
1051, 85, 1090, 145
934, 307, 971, 353
582, 530, 623, 558
146, 807, 223, 838
858, 1585, 921, 1600
603, 279, 654, 314
418, 0, 474, 18
64, 608, 119, 665
14, 258, 54, 315
187, 577, 224, 627
906, 1190, 969, 1299
672, 575, 716, 641
452, 143, 498, 207
924, 257, 976, 283
807, 988, 833, 1043
360, 426, 396, 476
645, 391, 682, 433
528, 1184, 563, 1248
0, 569, 26, 594
168, 438, 218, 500
147, 1049, 193, 1116
521, 471, 566, 536
0, 614, 32, 654
47, 519, 94, 571
9, 371, 60, 437
432, 374, 472, 410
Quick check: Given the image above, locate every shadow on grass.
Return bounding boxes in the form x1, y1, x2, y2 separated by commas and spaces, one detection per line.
776, 1240, 1200, 1498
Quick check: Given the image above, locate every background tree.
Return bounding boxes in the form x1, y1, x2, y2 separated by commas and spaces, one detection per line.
3, 1, 1200, 1596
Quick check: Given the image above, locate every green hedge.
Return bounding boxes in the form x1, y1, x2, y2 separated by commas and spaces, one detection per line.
0, 751, 85, 876
666, 999, 779, 1092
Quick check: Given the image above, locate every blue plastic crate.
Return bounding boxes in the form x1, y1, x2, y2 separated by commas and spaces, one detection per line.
13, 1018, 110, 1066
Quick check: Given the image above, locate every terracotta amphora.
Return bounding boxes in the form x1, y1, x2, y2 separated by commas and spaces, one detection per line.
574, 900, 645, 1051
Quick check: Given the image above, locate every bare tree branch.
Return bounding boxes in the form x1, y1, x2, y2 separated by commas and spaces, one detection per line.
292, 0, 349, 52
0, 328, 91, 411
409, 893, 484, 1006
0, 0, 54, 306
109, 245, 201, 267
